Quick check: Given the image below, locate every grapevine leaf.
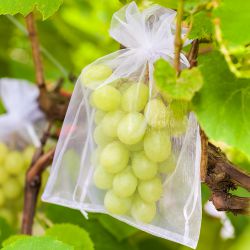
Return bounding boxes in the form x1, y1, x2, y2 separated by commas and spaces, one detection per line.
214, 0, 250, 47
45, 205, 137, 250
2, 235, 30, 247
45, 224, 94, 250
0, 218, 13, 246
192, 51, 250, 158
155, 59, 203, 101
157, 0, 210, 12
0, 0, 63, 20
1, 236, 73, 250
94, 214, 138, 241
189, 11, 213, 40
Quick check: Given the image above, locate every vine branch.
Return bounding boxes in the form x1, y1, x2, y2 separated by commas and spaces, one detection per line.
188, 40, 250, 215
174, 0, 184, 74
25, 13, 45, 88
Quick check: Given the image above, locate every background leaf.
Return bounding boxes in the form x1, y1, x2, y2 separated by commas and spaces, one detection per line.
1, 236, 73, 250
0, 0, 63, 20
45, 224, 94, 250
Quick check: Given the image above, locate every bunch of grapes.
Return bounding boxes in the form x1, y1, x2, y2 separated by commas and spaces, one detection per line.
0, 142, 34, 225
82, 64, 188, 224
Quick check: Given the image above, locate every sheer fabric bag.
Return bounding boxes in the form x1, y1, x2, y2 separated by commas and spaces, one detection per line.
0, 78, 45, 147
43, 2, 202, 248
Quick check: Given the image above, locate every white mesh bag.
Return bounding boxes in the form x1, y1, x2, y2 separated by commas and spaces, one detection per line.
0, 78, 45, 147
43, 2, 202, 248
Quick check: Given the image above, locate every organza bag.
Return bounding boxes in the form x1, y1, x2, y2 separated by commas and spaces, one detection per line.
0, 78, 45, 147
43, 2, 202, 248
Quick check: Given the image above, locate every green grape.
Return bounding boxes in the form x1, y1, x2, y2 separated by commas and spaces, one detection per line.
169, 116, 188, 136
90, 147, 103, 165
101, 110, 124, 138
144, 99, 170, 129
126, 140, 144, 152
131, 196, 156, 223
113, 167, 137, 197
144, 129, 171, 162
91, 85, 121, 112
94, 110, 106, 124
0, 143, 8, 164
81, 64, 112, 88
4, 151, 24, 175
3, 179, 21, 199
93, 125, 113, 146
23, 146, 35, 167
117, 112, 147, 145
131, 152, 157, 180
121, 83, 149, 112
158, 154, 176, 174
0, 209, 14, 225
93, 166, 114, 190
104, 190, 132, 215
118, 81, 132, 93
138, 177, 163, 203
0, 188, 5, 207
100, 141, 129, 174
0, 168, 8, 185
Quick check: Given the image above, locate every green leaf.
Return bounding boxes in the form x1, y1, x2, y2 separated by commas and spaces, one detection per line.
0, 0, 63, 20
193, 51, 250, 158
45, 224, 94, 250
189, 11, 213, 40
214, 0, 250, 48
94, 214, 138, 241
155, 59, 203, 101
0, 218, 13, 246
1, 236, 73, 250
2, 235, 30, 247
45, 205, 137, 250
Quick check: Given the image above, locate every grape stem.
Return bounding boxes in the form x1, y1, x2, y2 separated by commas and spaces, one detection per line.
174, 0, 184, 75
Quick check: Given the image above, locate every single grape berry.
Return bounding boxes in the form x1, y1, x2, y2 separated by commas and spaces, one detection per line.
3, 179, 21, 200
104, 190, 132, 215
0, 143, 8, 165
121, 83, 149, 112
4, 151, 24, 175
93, 166, 114, 190
81, 64, 112, 88
131, 152, 157, 180
138, 177, 163, 203
94, 110, 106, 124
93, 125, 113, 146
113, 167, 137, 198
158, 154, 176, 174
100, 141, 129, 174
101, 110, 124, 138
0, 168, 8, 185
144, 99, 170, 129
117, 112, 147, 145
131, 196, 156, 223
144, 129, 171, 162
91, 85, 121, 112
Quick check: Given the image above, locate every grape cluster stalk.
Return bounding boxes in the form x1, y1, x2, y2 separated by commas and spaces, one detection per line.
82, 64, 188, 223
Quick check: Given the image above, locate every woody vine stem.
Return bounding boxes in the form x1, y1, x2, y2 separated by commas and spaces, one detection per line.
21, 8, 250, 234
